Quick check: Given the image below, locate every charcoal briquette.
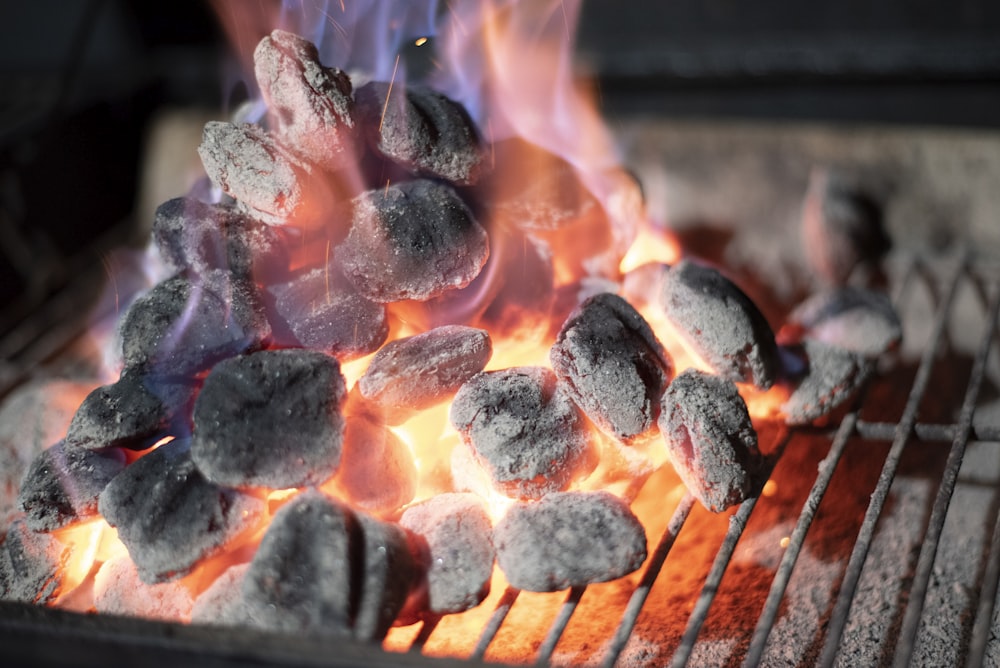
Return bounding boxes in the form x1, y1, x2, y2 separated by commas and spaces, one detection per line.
94, 555, 194, 621
352, 511, 422, 642
780, 338, 871, 426
358, 325, 491, 424
266, 262, 388, 360
659, 258, 780, 389
399, 493, 494, 615
355, 82, 483, 185
550, 292, 673, 442
779, 286, 902, 358
658, 369, 761, 512
198, 121, 333, 228
191, 349, 346, 489
65, 371, 196, 451
327, 414, 416, 516
98, 438, 264, 584
0, 520, 69, 604
18, 440, 126, 532
493, 491, 646, 592
119, 272, 270, 377
337, 179, 489, 303
190, 563, 253, 627
254, 30, 356, 169
449, 367, 597, 500
153, 196, 290, 283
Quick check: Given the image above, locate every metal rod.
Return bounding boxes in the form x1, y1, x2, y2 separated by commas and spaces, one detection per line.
534, 586, 586, 665
600, 493, 696, 668
743, 409, 860, 666
470, 586, 520, 661
817, 252, 969, 667
966, 505, 1000, 668
853, 421, 1000, 443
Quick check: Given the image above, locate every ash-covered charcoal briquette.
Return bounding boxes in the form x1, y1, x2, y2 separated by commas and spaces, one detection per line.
779, 286, 902, 358
266, 262, 388, 360
659, 258, 780, 389
801, 168, 891, 285
94, 555, 194, 622
399, 493, 494, 615
254, 30, 356, 169
659, 369, 761, 512
0, 520, 70, 604
98, 438, 264, 584
358, 325, 492, 424
18, 440, 126, 532
327, 414, 416, 516
190, 563, 253, 627
352, 511, 422, 642
780, 338, 871, 426
493, 491, 646, 592
449, 367, 597, 500
65, 371, 196, 451
192, 349, 346, 489
551, 292, 673, 442
355, 82, 483, 185
119, 272, 270, 378
336, 179, 489, 303
153, 197, 289, 283
197, 121, 333, 228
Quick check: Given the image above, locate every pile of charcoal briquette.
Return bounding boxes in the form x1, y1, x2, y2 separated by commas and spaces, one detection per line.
0, 29, 902, 638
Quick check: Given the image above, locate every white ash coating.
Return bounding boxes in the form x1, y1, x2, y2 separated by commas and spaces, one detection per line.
550, 292, 673, 442
399, 493, 495, 615
191, 349, 346, 490
254, 29, 355, 169
780, 338, 871, 425
0, 519, 69, 604
190, 562, 253, 627
94, 555, 193, 622
355, 81, 483, 185
98, 439, 264, 584
358, 325, 492, 424
659, 368, 760, 512
336, 179, 489, 302
450, 367, 597, 500
780, 286, 902, 358
266, 262, 388, 360
493, 490, 647, 592
329, 414, 416, 516
18, 440, 125, 531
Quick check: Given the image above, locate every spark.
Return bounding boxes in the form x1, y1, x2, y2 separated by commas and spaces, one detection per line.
339, 0, 345, 11
446, 0, 468, 36
559, 0, 570, 38
780, 536, 791, 549
100, 253, 120, 316
325, 238, 332, 305
312, 0, 348, 41
414, 36, 428, 47
384, 179, 392, 197
487, 118, 496, 170
379, 54, 401, 133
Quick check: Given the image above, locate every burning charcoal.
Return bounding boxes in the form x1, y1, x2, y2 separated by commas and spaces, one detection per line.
449, 367, 597, 500
622, 262, 670, 309
119, 272, 270, 378
481, 137, 602, 231
337, 179, 489, 303
266, 262, 388, 360
780, 339, 871, 426
358, 325, 492, 424
254, 30, 356, 169
0, 520, 70, 604
779, 286, 902, 358
493, 491, 646, 592
477, 227, 555, 336
326, 414, 416, 516
94, 556, 193, 622
65, 371, 196, 451
18, 441, 126, 532
659, 258, 780, 389
153, 197, 290, 283
191, 349, 346, 489
801, 167, 891, 285
0, 379, 95, 526
243, 490, 420, 640
198, 121, 333, 228
399, 493, 494, 615
191, 563, 253, 627
551, 292, 673, 442
355, 82, 483, 185
98, 439, 264, 584
658, 369, 761, 512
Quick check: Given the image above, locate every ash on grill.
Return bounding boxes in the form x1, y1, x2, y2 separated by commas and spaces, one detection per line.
0, 26, 900, 654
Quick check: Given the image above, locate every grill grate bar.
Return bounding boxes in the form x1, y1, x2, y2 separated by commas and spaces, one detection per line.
470, 586, 520, 661
853, 420, 1000, 443
967, 503, 1000, 668
892, 276, 1000, 667
600, 493, 696, 668
817, 251, 969, 667
742, 408, 862, 666
534, 585, 586, 664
